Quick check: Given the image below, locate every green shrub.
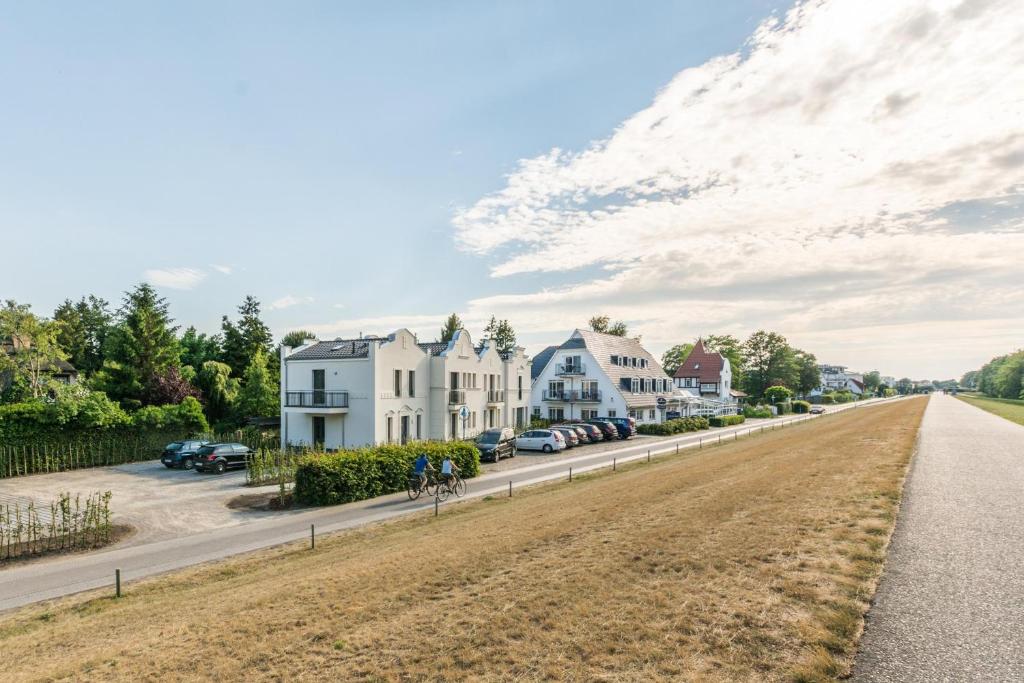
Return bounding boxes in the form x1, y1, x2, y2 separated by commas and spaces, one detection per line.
776, 402, 792, 415
763, 386, 794, 404
743, 405, 773, 419
635, 417, 709, 436
821, 393, 837, 404
528, 417, 552, 429
708, 414, 746, 427
294, 440, 480, 507
834, 391, 854, 404
791, 400, 811, 414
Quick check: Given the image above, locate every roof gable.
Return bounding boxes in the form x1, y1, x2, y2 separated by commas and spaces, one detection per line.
673, 339, 725, 383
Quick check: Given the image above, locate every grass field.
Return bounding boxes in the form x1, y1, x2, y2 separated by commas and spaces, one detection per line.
956, 393, 1024, 427
0, 398, 926, 682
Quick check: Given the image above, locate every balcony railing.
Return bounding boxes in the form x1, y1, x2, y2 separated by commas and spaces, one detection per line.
555, 363, 586, 376
542, 389, 602, 402
448, 389, 465, 405
285, 390, 349, 408
487, 389, 504, 403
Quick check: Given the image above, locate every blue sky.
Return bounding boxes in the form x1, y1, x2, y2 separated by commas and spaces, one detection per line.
3, 1, 1022, 379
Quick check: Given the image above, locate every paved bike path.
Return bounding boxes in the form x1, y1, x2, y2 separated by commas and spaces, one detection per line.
0, 399, 893, 611
854, 394, 1024, 681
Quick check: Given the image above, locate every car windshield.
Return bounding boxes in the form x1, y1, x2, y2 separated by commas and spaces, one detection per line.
196, 446, 215, 455
477, 432, 500, 444
165, 442, 184, 451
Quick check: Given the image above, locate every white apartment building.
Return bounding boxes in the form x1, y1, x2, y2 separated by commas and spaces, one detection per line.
280, 328, 531, 449
530, 329, 678, 425
812, 364, 866, 397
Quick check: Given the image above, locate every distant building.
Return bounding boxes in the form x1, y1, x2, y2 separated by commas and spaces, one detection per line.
1, 335, 79, 392
672, 339, 736, 403
812, 364, 865, 396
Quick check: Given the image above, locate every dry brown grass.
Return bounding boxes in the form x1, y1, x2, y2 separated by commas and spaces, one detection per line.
0, 398, 926, 682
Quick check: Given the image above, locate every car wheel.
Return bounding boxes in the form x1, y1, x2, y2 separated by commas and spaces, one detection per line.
163, 463, 174, 469
214, 461, 226, 475
182, 458, 194, 470
542, 444, 553, 453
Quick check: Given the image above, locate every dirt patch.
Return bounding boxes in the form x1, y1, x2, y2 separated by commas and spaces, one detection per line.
226, 492, 297, 512
0, 399, 926, 682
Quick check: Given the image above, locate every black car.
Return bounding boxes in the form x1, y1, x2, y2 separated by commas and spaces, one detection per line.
567, 423, 604, 443
475, 427, 517, 462
585, 420, 619, 441
193, 442, 252, 474
557, 424, 593, 444
161, 440, 210, 470
595, 416, 636, 439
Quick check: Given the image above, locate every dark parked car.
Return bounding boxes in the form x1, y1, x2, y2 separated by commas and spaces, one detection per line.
161, 440, 210, 470
550, 427, 580, 448
557, 424, 592, 444
595, 416, 636, 439
586, 420, 619, 441
568, 423, 604, 443
809, 406, 826, 415
193, 442, 252, 474
476, 427, 517, 462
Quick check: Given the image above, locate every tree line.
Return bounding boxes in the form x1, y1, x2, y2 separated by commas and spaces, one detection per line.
962, 349, 1024, 400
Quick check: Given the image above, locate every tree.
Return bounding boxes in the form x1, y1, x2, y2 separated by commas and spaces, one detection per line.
180, 327, 222, 371
960, 370, 979, 389
764, 386, 793, 404
863, 370, 882, 395
235, 347, 278, 419
588, 315, 628, 336
793, 350, 821, 396
704, 334, 745, 388
197, 360, 239, 423
95, 283, 181, 406
438, 313, 463, 344
143, 366, 201, 406
483, 316, 518, 354
220, 296, 273, 378
661, 343, 694, 376
895, 377, 914, 394
742, 331, 797, 398
281, 330, 318, 348
52, 296, 111, 376
0, 300, 68, 399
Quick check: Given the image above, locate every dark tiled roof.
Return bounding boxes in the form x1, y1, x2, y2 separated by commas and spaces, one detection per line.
531, 346, 557, 381
287, 339, 370, 360
417, 341, 449, 356
674, 339, 725, 383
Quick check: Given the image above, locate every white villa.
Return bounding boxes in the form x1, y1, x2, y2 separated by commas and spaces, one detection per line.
812, 364, 866, 397
280, 328, 531, 449
672, 339, 737, 403
530, 329, 716, 425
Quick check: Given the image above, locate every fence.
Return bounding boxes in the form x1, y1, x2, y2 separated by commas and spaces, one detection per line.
0, 491, 113, 562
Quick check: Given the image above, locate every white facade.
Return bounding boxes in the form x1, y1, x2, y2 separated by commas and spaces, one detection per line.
281, 328, 531, 450
811, 364, 865, 396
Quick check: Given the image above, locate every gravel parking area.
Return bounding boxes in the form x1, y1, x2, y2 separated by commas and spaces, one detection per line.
479, 433, 663, 473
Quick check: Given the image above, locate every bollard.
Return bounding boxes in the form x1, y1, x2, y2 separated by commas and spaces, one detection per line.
115, 569, 121, 599
435, 496, 439, 516
509, 480, 513, 498
613, 458, 617, 471
311, 524, 315, 550
718, 434, 721, 445
569, 467, 573, 482
675, 444, 679, 454
649, 449, 652, 462
700, 438, 703, 449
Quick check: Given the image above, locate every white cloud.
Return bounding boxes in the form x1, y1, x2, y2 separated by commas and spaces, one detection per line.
268, 295, 315, 311
211, 264, 232, 275
452, 0, 1024, 378
144, 267, 206, 291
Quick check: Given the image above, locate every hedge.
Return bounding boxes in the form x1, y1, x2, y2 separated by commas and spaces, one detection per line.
294, 440, 481, 507
635, 416, 709, 436
709, 414, 746, 427
743, 405, 772, 419
776, 402, 792, 415
791, 400, 811, 414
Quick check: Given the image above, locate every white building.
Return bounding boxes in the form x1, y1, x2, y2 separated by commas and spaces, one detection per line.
530, 329, 681, 425
812, 364, 866, 397
280, 328, 531, 449
671, 339, 736, 403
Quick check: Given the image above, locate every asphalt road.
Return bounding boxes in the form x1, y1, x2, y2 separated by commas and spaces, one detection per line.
0, 398, 893, 612
854, 394, 1024, 681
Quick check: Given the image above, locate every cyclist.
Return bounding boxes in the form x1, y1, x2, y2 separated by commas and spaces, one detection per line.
440, 455, 459, 487
413, 452, 432, 490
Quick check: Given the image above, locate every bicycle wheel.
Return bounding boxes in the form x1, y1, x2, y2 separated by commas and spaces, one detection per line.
407, 478, 421, 501
454, 475, 467, 498
424, 476, 437, 497
435, 482, 451, 502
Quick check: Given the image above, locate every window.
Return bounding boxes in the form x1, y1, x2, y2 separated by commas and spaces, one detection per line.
394, 369, 402, 397
649, 409, 656, 420
581, 409, 596, 420
416, 414, 421, 439
386, 416, 393, 444
548, 407, 565, 421
471, 411, 477, 428
533, 406, 541, 417
607, 410, 616, 417
518, 375, 523, 400
631, 378, 640, 393
312, 416, 325, 446
312, 369, 325, 404
409, 370, 416, 397
611, 355, 619, 365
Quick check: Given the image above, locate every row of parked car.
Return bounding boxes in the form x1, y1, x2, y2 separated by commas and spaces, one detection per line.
161, 440, 253, 474
475, 417, 638, 462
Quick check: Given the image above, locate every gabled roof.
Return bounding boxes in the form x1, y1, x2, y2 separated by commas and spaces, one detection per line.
417, 341, 449, 356
531, 345, 558, 381
673, 339, 725, 383
287, 339, 371, 360
565, 329, 674, 408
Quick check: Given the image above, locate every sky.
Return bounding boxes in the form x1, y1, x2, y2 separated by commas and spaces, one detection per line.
2, 0, 1022, 380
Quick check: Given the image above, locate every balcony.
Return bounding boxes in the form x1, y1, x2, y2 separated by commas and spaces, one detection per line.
542, 389, 602, 402
285, 391, 349, 412
555, 363, 586, 376
487, 389, 504, 404
448, 389, 465, 405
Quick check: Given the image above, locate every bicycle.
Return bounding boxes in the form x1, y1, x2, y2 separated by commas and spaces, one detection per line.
434, 471, 466, 502
407, 470, 437, 500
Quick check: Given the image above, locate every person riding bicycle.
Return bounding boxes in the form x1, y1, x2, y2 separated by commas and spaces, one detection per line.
440, 455, 459, 485
413, 453, 433, 489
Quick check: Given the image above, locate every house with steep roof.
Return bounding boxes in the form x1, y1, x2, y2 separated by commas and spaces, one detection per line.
530, 329, 680, 425
672, 339, 735, 403
280, 328, 531, 449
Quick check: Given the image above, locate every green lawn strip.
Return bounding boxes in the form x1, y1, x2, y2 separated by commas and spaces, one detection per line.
956, 394, 1024, 427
